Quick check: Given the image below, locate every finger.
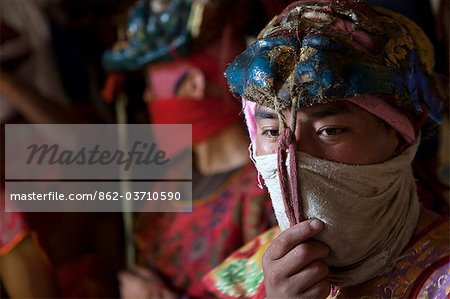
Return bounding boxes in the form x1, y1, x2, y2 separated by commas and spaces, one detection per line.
152, 286, 175, 299
288, 261, 329, 293
132, 266, 155, 280
119, 277, 148, 292
300, 278, 331, 299
265, 219, 324, 260
159, 288, 176, 299
118, 271, 139, 283
119, 277, 147, 299
279, 241, 329, 277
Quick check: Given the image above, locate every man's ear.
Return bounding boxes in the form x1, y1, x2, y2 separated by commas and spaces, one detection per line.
189, 69, 206, 99
176, 68, 205, 99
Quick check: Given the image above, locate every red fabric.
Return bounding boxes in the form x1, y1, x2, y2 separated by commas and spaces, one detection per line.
0, 211, 29, 255
0, 193, 29, 255
186, 52, 223, 85
135, 164, 274, 298
101, 72, 125, 103
148, 98, 242, 143
277, 127, 302, 226
254, 282, 266, 299
146, 42, 243, 145
147, 49, 225, 99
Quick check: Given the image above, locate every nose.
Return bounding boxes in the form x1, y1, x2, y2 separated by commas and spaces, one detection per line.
293, 118, 322, 159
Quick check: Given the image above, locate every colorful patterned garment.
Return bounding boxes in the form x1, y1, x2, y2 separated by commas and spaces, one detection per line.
203, 218, 450, 299
135, 163, 274, 298
1, 197, 116, 298
1, 192, 30, 256
0, 210, 29, 255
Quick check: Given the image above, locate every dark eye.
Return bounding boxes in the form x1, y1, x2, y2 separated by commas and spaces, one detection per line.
317, 127, 346, 136
262, 129, 280, 137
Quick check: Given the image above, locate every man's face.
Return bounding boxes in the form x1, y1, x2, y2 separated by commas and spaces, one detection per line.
255, 101, 400, 165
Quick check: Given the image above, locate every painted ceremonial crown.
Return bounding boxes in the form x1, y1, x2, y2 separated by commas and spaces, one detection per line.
225, 0, 444, 132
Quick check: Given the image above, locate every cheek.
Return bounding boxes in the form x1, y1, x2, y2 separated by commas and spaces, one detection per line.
320, 130, 399, 165
255, 137, 278, 156
324, 143, 378, 164
369, 129, 399, 162
358, 123, 399, 163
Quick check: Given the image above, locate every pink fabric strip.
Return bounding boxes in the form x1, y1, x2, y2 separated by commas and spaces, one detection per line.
277, 127, 302, 226
347, 95, 416, 145
243, 100, 257, 146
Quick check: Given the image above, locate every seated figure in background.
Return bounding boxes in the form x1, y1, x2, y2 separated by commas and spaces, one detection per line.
103, 0, 295, 298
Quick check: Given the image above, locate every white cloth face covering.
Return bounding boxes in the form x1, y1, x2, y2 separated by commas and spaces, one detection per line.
252, 138, 420, 286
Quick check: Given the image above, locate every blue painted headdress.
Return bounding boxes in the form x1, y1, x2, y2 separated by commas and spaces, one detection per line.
225, 0, 444, 132
102, 0, 193, 72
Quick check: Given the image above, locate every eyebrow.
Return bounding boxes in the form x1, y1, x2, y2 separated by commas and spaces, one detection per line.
255, 106, 278, 120
310, 103, 352, 118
